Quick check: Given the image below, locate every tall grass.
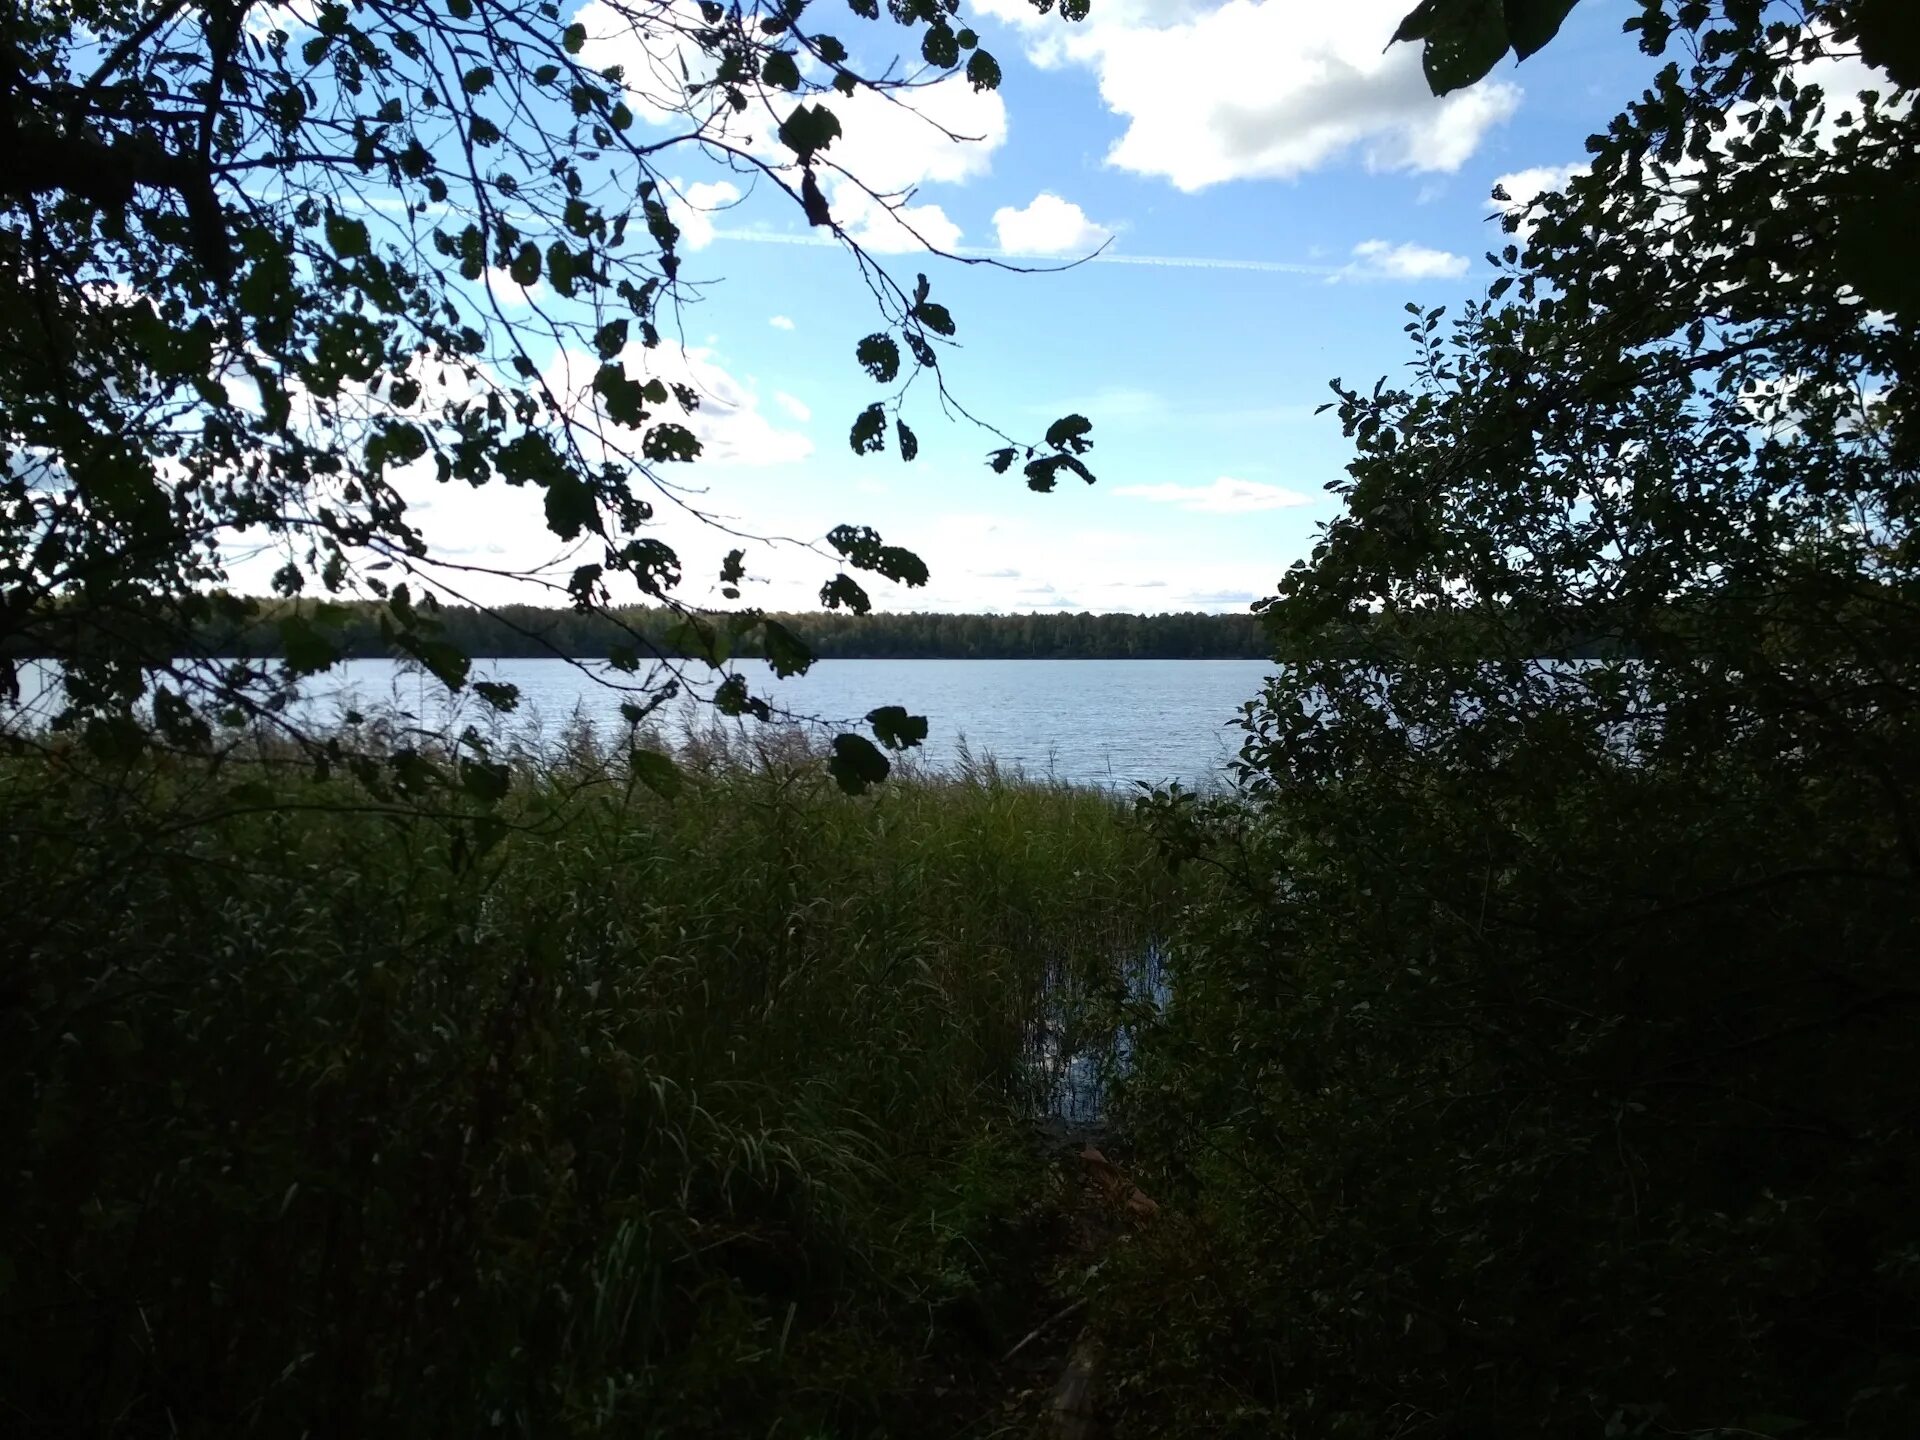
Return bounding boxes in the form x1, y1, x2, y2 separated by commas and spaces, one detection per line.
0, 723, 1165, 1436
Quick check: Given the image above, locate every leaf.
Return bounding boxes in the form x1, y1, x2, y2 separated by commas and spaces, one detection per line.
828, 733, 890, 793
462, 65, 495, 94
533, 63, 561, 85
857, 333, 901, 382
642, 423, 701, 462
1414, 0, 1511, 95
628, 747, 682, 798
800, 167, 832, 226
459, 756, 510, 804
324, 211, 369, 259
988, 446, 1017, 474
595, 318, 629, 359
410, 637, 471, 692
913, 300, 956, 336
509, 241, 541, 286
965, 49, 1001, 91
593, 363, 649, 427
546, 242, 576, 296
563, 21, 587, 53
827, 524, 929, 586
850, 402, 888, 455
714, 673, 770, 719
668, 615, 728, 665
1391, 0, 1446, 44
866, 704, 928, 750
896, 418, 918, 461
1023, 454, 1095, 492
1045, 413, 1094, 454
473, 680, 521, 712
819, 573, 871, 614
922, 23, 958, 67
543, 472, 597, 539
763, 50, 801, 90
761, 618, 814, 677
1505, 0, 1580, 60
778, 102, 842, 160
277, 613, 341, 676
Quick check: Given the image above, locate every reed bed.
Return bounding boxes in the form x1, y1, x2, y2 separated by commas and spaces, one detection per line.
0, 721, 1166, 1436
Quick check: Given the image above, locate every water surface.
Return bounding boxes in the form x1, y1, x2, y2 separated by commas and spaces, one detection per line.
305, 656, 1273, 790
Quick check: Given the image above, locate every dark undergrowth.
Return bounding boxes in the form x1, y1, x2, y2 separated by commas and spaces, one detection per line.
0, 724, 1166, 1437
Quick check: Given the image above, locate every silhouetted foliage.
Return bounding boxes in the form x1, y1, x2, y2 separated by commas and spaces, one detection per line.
0, 0, 1100, 794
1111, 2, 1920, 1434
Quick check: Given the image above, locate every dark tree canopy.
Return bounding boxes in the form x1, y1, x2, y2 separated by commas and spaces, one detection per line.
0, 0, 1098, 792
1112, 1, 1920, 1433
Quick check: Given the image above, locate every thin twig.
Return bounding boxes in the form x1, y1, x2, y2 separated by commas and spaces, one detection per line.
1000, 1296, 1089, 1365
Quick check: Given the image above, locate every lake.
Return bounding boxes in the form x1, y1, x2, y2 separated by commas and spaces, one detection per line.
297, 656, 1274, 790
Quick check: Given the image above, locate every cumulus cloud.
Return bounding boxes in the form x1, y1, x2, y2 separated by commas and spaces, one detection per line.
544, 343, 812, 468
815, 75, 1007, 192
1338, 238, 1470, 281
573, 0, 716, 125
1491, 162, 1586, 217
977, 0, 1518, 191
768, 315, 795, 331
1115, 476, 1314, 513
479, 267, 544, 308
772, 390, 812, 423
993, 193, 1113, 255
784, 76, 1008, 249
667, 179, 742, 251
829, 184, 965, 253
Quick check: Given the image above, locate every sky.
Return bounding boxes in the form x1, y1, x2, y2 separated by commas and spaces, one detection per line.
269, 0, 1673, 617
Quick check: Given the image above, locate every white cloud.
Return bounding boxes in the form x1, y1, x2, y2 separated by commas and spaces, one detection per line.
667, 179, 741, 251
479, 267, 544, 308
1115, 476, 1314, 513
574, 0, 717, 126
768, 315, 796, 331
544, 343, 812, 468
737, 73, 1004, 249
1339, 238, 1470, 281
1491, 163, 1585, 217
977, 0, 1518, 191
812, 75, 1007, 193
830, 183, 965, 253
772, 390, 812, 423
993, 193, 1113, 255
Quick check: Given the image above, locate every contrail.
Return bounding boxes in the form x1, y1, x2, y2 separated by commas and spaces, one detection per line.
706, 228, 1343, 275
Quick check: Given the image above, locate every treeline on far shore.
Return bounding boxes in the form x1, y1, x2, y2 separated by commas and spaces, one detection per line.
8, 597, 1640, 667
180, 600, 1280, 661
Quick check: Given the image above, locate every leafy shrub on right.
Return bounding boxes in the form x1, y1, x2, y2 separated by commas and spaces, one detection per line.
1108, 4, 1920, 1434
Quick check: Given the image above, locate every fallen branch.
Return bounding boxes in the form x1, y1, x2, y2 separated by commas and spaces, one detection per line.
1001, 1296, 1090, 1365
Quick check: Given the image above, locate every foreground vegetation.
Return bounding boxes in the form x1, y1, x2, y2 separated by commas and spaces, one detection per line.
0, 728, 1165, 1434
1076, 4, 1920, 1436
7, 3, 1920, 1437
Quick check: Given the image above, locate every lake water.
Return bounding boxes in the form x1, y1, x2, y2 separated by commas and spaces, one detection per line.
298, 656, 1274, 790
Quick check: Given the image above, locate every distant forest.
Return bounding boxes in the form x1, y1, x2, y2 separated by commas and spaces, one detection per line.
192, 602, 1275, 662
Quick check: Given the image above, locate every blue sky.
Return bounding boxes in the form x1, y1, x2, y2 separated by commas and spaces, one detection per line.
381, 0, 1666, 616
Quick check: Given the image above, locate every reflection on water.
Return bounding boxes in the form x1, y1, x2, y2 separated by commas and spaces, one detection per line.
1031, 939, 1171, 1126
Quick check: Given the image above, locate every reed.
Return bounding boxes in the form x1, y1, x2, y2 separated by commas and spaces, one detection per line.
0, 725, 1166, 1435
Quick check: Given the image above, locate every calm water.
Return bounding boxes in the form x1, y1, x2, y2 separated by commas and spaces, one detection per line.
296, 657, 1273, 790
